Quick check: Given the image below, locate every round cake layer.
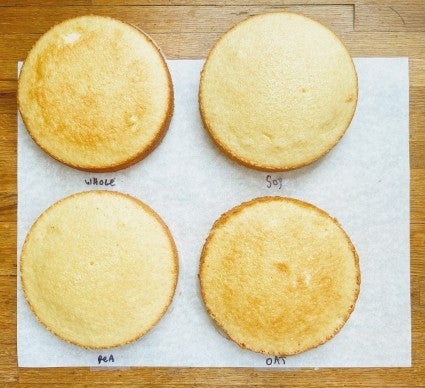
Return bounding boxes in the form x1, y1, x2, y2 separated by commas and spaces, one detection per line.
199, 13, 358, 171
200, 197, 360, 355
18, 15, 173, 172
20, 190, 178, 349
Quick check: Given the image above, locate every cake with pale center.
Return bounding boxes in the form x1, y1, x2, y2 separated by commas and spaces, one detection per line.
20, 190, 178, 349
18, 15, 173, 172
199, 13, 358, 171
199, 197, 360, 355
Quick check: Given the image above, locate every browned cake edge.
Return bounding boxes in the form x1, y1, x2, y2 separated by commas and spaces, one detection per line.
198, 12, 358, 172
20, 190, 179, 349
199, 196, 361, 356
18, 15, 174, 173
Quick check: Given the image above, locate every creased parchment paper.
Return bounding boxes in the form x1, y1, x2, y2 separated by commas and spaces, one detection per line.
17, 58, 410, 368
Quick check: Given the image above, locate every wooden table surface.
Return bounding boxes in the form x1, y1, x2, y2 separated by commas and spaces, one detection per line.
1, 0, 424, 386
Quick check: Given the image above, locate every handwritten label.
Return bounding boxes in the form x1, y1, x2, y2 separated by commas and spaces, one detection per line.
265, 356, 286, 366
85, 177, 116, 187
98, 354, 115, 364
266, 174, 283, 189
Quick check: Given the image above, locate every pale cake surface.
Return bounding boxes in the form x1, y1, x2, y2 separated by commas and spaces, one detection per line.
18, 15, 173, 172
200, 197, 360, 355
20, 191, 178, 349
199, 13, 358, 171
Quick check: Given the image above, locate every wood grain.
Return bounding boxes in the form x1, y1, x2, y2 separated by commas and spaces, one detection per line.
355, 3, 425, 32
0, 277, 16, 344
0, 0, 424, 386
0, 5, 354, 34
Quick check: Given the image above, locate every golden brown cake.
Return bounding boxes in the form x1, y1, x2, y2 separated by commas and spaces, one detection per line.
199, 197, 360, 356
199, 13, 358, 171
20, 190, 178, 349
18, 15, 173, 172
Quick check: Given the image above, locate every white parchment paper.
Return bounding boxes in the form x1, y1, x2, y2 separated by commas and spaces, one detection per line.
17, 58, 410, 368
